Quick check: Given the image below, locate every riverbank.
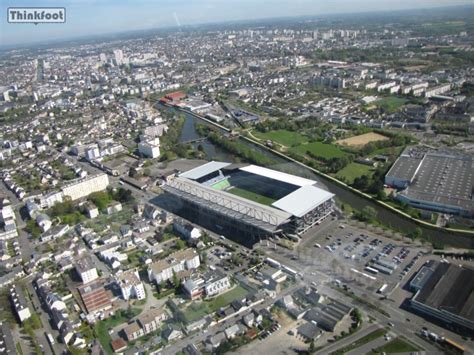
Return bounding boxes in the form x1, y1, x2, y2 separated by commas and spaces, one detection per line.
163, 104, 474, 249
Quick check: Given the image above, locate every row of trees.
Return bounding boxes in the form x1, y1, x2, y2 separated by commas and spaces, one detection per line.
207, 131, 278, 166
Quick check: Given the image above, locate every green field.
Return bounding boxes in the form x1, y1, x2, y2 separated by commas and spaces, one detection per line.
374, 97, 408, 113
335, 162, 374, 183
252, 129, 308, 147
183, 285, 249, 323
212, 179, 230, 190
251, 129, 348, 161
368, 337, 419, 354
227, 187, 276, 206
290, 141, 348, 159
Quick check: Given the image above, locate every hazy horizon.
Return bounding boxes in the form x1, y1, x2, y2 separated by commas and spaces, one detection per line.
1, 0, 473, 48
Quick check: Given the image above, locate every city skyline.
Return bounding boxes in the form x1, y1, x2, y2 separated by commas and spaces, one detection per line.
1, 0, 473, 47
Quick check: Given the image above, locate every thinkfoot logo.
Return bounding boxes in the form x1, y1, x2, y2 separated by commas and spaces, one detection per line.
8, 7, 66, 24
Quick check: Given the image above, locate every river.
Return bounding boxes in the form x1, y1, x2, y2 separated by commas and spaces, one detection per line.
176, 110, 473, 249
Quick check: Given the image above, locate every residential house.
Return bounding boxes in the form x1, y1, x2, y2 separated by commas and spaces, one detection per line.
115, 269, 145, 300
147, 248, 200, 284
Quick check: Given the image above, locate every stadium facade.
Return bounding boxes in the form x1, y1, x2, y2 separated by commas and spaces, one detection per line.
162, 161, 334, 245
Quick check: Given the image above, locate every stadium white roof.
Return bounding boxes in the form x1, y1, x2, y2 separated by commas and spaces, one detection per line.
179, 161, 231, 180
166, 177, 291, 229
239, 165, 316, 187
272, 185, 334, 217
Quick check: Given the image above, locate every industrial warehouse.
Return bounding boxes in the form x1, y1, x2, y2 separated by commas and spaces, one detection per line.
385, 147, 474, 218
161, 161, 334, 245
410, 260, 474, 333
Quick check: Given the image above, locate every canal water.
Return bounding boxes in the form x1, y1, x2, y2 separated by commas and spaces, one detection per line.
176, 111, 473, 249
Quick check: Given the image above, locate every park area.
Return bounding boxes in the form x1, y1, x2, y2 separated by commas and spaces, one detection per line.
251, 129, 349, 160
181, 284, 249, 323
336, 132, 389, 148
373, 96, 408, 113
252, 129, 308, 147
334, 162, 374, 184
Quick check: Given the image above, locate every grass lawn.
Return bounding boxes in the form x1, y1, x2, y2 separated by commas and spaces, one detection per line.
183, 285, 249, 323
374, 96, 408, 113
206, 285, 248, 312
367, 145, 405, 158
212, 179, 230, 190
368, 337, 419, 354
290, 141, 348, 159
94, 308, 142, 354
331, 328, 387, 355
252, 129, 308, 147
227, 187, 276, 206
335, 162, 374, 184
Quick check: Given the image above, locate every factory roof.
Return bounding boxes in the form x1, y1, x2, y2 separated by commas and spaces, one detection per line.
413, 261, 474, 323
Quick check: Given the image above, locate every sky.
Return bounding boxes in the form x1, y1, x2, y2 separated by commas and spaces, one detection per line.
0, 0, 472, 47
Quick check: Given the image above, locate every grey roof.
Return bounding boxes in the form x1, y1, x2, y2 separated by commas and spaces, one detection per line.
410, 262, 436, 291
386, 155, 422, 182
272, 185, 334, 217
413, 261, 474, 324
179, 161, 231, 180
297, 322, 320, 339
400, 152, 474, 213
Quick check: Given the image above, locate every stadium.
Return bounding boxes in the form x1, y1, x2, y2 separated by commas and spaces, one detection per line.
161, 161, 335, 246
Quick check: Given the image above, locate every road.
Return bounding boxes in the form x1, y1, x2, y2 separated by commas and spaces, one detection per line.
262, 234, 443, 354
315, 324, 382, 355
24, 275, 67, 355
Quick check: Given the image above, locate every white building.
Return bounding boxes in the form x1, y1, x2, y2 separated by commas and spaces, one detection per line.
106, 202, 122, 215
183, 271, 231, 299
39, 191, 64, 209
85, 147, 101, 161
113, 49, 124, 65
75, 257, 99, 284
36, 214, 52, 232
138, 137, 160, 158
148, 248, 200, 284
9, 285, 31, 322
115, 269, 145, 300
61, 174, 109, 201
173, 220, 201, 242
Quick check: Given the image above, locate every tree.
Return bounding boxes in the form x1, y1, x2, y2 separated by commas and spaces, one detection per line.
308, 340, 316, 353
355, 206, 377, 222
125, 305, 134, 319
352, 175, 370, 190
407, 227, 422, 240
175, 239, 186, 250
172, 270, 179, 288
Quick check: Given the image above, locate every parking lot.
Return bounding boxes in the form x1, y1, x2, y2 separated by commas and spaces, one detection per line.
313, 224, 429, 295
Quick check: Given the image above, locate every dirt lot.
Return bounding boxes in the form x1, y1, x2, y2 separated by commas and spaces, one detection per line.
336, 132, 389, 147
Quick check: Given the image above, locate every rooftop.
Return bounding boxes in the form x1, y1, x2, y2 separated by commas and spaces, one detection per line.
413, 261, 474, 324
386, 155, 422, 182
401, 152, 473, 211
239, 165, 316, 187
179, 161, 231, 180
272, 185, 334, 217
149, 248, 198, 274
